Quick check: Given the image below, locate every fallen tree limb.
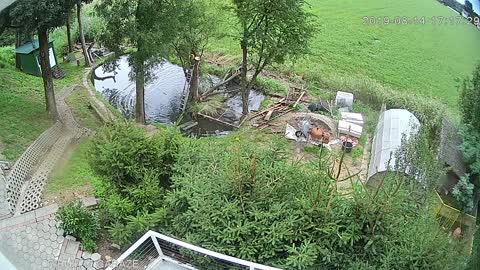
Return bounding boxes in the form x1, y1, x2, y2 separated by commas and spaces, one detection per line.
202, 70, 241, 97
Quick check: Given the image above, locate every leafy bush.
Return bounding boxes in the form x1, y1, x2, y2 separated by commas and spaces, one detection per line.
56, 200, 100, 252
90, 122, 180, 245
160, 136, 465, 269
459, 63, 480, 134
459, 126, 480, 181
90, 122, 180, 187
452, 175, 474, 214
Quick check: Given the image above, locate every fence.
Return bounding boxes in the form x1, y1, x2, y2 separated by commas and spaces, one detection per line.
434, 191, 477, 253
106, 231, 282, 270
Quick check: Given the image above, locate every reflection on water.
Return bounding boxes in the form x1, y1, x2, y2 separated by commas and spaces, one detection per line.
93, 55, 187, 124
93, 55, 265, 135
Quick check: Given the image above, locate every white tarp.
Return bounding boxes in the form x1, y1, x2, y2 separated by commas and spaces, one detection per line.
341, 112, 364, 127
338, 120, 363, 138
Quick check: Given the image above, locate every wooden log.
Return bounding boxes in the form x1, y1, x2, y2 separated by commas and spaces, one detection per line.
197, 113, 240, 129
293, 91, 306, 107
264, 110, 274, 121
202, 70, 241, 97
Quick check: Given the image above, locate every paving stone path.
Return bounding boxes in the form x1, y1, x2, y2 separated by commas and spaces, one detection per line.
0, 201, 106, 270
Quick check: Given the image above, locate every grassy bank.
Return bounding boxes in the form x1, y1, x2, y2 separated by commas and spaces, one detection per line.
0, 36, 85, 161
210, 0, 480, 110
45, 139, 100, 203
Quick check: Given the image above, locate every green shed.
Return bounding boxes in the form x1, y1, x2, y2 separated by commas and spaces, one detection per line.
13, 39, 58, 77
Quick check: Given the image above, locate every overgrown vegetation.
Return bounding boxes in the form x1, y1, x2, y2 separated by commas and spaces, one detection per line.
56, 200, 100, 252
88, 123, 467, 269
89, 123, 181, 245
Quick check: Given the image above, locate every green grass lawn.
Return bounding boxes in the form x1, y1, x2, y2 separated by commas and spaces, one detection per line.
0, 42, 85, 161
210, 0, 480, 110
45, 139, 101, 202
0, 47, 52, 160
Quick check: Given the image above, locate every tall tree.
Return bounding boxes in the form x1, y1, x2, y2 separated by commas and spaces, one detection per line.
6, 0, 77, 120
66, 13, 73, 53
77, 0, 92, 66
170, 0, 217, 102
232, 0, 315, 115
98, 0, 180, 124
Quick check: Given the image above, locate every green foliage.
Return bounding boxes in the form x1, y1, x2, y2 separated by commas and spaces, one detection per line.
159, 137, 465, 269
459, 126, 480, 180
452, 174, 474, 214
171, 0, 218, 69
460, 63, 480, 134
91, 123, 181, 245
56, 200, 100, 252
8, 0, 77, 32
255, 76, 288, 95
90, 122, 180, 187
394, 127, 445, 194
188, 95, 224, 116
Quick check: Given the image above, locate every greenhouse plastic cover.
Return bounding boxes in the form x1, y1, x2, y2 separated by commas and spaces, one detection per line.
367, 109, 420, 181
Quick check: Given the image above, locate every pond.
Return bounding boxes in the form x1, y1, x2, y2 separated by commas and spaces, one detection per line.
93, 56, 186, 124
93, 55, 264, 135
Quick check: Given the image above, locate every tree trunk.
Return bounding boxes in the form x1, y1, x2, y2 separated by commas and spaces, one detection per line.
240, 39, 249, 115
189, 54, 200, 102
77, 2, 91, 67
15, 31, 22, 69
135, 61, 146, 124
38, 29, 59, 121
66, 13, 73, 53
87, 42, 95, 64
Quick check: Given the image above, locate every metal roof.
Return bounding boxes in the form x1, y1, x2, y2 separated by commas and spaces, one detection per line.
13, 39, 54, 54
367, 109, 420, 181
0, 0, 16, 13
438, 118, 467, 177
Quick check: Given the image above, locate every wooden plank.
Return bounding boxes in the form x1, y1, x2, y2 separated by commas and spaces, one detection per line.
293, 91, 306, 107
264, 110, 274, 121
198, 113, 240, 129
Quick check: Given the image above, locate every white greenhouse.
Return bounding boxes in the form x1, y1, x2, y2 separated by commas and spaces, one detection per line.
367, 109, 420, 187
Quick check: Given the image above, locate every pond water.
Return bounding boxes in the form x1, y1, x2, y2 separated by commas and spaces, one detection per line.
93, 56, 186, 123
93, 55, 264, 135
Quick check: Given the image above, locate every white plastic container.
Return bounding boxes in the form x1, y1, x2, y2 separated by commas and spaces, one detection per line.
335, 91, 354, 109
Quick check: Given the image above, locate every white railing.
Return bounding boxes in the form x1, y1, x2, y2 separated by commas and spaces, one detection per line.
106, 230, 282, 270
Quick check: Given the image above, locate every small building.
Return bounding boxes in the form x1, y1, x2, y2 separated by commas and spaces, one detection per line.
367, 109, 420, 187
13, 39, 58, 77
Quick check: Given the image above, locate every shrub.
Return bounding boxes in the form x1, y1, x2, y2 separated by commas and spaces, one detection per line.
161, 136, 465, 269
459, 63, 480, 134
56, 200, 100, 252
459, 126, 480, 180
90, 122, 181, 187
452, 174, 475, 214
90, 122, 179, 246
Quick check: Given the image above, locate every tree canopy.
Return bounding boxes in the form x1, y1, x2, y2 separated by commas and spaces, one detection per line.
232, 0, 316, 114
8, 0, 76, 32
98, 0, 182, 123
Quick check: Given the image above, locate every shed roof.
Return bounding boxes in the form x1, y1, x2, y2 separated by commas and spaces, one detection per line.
438, 118, 467, 177
13, 39, 54, 54
367, 109, 420, 181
